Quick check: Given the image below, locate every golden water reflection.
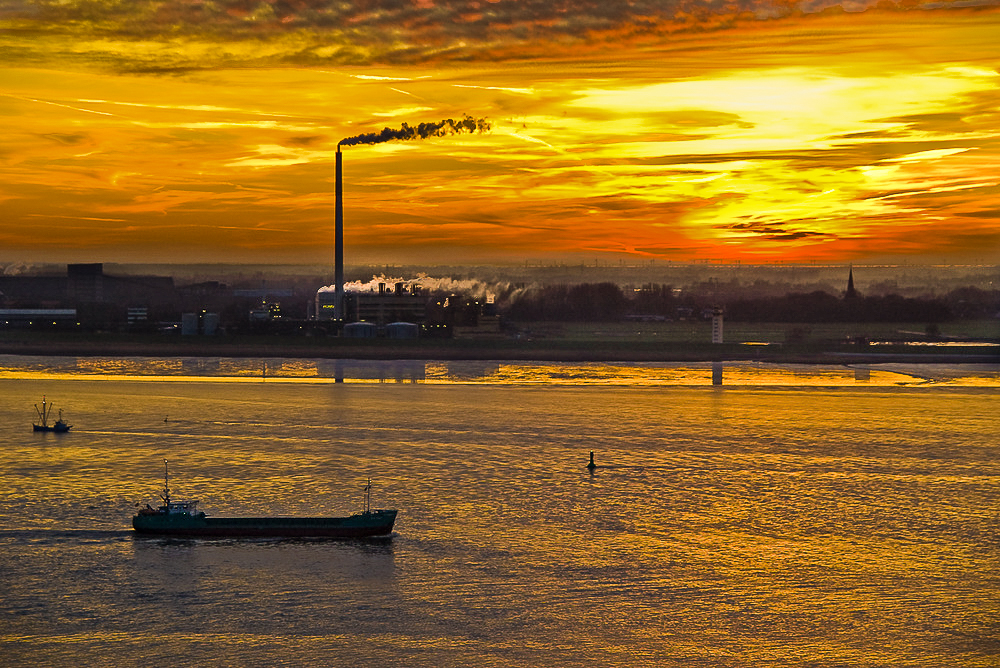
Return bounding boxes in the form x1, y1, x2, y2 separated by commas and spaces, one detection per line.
0, 356, 995, 387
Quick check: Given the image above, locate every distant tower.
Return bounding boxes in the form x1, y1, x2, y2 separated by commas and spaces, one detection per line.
711, 306, 724, 344
845, 266, 858, 300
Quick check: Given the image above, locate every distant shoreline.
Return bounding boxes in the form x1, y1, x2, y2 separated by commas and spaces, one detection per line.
0, 337, 996, 365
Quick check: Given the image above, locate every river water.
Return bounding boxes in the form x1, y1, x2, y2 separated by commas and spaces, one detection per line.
1, 356, 998, 666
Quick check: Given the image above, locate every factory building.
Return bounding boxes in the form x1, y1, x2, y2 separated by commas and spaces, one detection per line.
316, 282, 426, 326
0, 308, 78, 329
0, 263, 175, 330
0, 263, 174, 307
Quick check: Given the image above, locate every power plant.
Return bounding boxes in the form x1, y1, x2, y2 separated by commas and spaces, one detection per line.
324, 118, 491, 336
323, 145, 427, 331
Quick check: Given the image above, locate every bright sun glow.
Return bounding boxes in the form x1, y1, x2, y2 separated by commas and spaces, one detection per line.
0, 7, 998, 265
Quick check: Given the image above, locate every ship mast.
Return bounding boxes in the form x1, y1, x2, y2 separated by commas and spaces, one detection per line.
364, 478, 371, 514
34, 397, 49, 427
161, 459, 171, 505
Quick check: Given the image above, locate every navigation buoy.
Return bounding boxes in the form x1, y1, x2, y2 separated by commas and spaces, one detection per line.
587, 451, 597, 472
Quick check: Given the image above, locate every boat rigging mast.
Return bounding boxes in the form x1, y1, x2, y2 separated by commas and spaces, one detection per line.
161, 459, 171, 505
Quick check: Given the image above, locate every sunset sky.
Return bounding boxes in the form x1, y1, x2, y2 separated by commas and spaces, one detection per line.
1, 1, 998, 266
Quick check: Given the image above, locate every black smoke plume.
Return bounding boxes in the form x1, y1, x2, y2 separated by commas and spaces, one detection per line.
338, 115, 490, 147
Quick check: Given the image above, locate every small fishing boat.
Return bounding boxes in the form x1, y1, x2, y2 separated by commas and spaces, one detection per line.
33, 397, 71, 433
133, 461, 397, 538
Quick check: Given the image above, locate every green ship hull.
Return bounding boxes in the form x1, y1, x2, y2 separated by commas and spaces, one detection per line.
134, 462, 397, 538
132, 508, 397, 538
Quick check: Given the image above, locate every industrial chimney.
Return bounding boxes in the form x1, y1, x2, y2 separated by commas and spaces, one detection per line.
335, 146, 344, 320
332, 117, 487, 322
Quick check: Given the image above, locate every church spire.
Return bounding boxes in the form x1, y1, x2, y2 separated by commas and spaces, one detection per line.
845, 265, 858, 299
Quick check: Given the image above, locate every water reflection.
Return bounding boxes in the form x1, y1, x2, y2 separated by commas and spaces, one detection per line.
1, 379, 997, 666
428, 361, 502, 382
131, 535, 397, 593
0, 354, 995, 387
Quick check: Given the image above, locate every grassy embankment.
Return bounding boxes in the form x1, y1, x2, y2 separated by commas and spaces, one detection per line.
0, 320, 996, 362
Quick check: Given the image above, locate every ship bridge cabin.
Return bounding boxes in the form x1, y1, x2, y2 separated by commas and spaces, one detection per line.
166, 500, 200, 515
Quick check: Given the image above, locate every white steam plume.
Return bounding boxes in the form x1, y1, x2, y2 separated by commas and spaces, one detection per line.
319, 274, 501, 302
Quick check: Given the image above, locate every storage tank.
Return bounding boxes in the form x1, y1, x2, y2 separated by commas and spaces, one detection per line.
343, 321, 378, 338
385, 322, 420, 339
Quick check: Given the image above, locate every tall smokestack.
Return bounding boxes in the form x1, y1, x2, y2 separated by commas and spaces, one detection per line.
335, 146, 344, 320
333, 116, 488, 322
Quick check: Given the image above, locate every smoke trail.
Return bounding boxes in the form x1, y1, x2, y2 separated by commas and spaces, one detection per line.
338, 115, 490, 147
319, 274, 503, 302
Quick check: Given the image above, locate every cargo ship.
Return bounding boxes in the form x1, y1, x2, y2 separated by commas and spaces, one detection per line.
132, 461, 397, 538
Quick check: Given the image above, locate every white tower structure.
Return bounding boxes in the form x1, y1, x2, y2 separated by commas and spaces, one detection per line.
711, 307, 724, 344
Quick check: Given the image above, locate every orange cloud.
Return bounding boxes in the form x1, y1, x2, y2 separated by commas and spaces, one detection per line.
0, 6, 997, 264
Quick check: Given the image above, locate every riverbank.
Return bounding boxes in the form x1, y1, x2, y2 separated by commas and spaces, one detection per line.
0, 331, 996, 364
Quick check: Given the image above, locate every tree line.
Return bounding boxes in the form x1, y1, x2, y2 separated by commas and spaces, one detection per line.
498, 282, 998, 323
